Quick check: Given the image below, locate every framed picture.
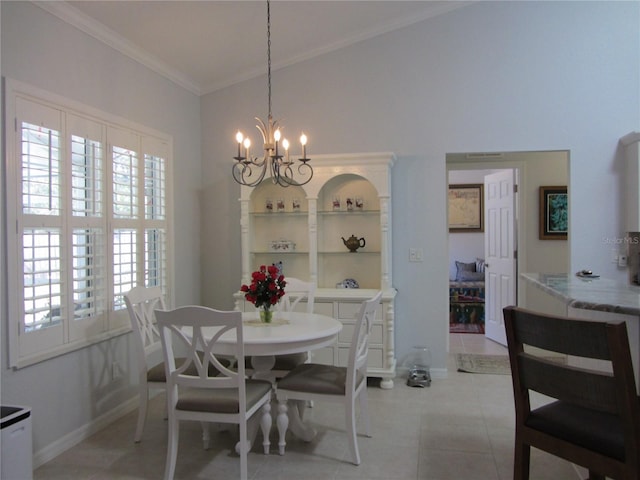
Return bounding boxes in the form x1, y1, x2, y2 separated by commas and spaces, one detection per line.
448, 184, 484, 232
539, 186, 568, 240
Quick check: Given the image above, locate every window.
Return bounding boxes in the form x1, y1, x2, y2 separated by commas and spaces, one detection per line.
5, 80, 172, 367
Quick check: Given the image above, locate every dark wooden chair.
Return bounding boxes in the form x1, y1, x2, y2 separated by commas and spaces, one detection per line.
503, 306, 640, 480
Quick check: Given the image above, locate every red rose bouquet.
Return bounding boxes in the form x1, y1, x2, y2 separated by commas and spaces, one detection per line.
240, 265, 286, 322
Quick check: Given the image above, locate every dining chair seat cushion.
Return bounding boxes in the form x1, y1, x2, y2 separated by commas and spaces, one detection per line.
526, 400, 625, 461
176, 379, 273, 414
277, 363, 364, 395
146, 356, 231, 383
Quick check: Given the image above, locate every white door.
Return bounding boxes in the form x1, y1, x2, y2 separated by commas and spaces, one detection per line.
484, 170, 516, 346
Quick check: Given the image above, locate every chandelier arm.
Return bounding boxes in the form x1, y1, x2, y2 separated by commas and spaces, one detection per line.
232, 161, 267, 187
296, 162, 314, 183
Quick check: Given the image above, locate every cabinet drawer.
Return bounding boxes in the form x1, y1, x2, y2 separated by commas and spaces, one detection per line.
338, 346, 383, 368
338, 323, 383, 345
337, 302, 381, 320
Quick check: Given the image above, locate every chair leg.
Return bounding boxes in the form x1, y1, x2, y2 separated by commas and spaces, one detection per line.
164, 415, 179, 480
201, 422, 210, 450
239, 418, 248, 480
276, 398, 289, 455
295, 399, 308, 421
346, 397, 361, 465
134, 383, 148, 443
260, 403, 272, 454
359, 389, 371, 438
513, 439, 530, 480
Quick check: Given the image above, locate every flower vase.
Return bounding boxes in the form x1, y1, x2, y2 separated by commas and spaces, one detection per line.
260, 308, 273, 324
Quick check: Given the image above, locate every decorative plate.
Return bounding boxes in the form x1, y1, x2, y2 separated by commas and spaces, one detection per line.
336, 278, 359, 288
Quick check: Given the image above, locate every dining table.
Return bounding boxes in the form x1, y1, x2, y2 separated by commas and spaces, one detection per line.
193, 310, 343, 454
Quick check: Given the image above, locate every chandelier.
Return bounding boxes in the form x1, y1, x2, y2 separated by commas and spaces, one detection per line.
232, 0, 312, 188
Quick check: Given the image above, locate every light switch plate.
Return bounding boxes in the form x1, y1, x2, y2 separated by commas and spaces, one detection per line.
409, 248, 423, 262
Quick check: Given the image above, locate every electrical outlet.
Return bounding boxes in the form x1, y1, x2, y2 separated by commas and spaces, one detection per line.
611, 248, 619, 263
618, 255, 628, 267
409, 248, 423, 262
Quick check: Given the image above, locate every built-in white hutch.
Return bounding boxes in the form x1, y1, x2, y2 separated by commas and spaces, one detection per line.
235, 152, 397, 388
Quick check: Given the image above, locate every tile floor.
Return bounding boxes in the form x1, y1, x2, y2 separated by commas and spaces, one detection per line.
34, 334, 585, 480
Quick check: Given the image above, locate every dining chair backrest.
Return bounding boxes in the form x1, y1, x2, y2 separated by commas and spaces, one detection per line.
503, 305, 640, 480
278, 277, 316, 314
348, 290, 382, 390
124, 286, 168, 443
124, 286, 166, 372
156, 306, 244, 391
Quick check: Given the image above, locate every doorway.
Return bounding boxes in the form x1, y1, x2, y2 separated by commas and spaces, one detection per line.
446, 150, 570, 345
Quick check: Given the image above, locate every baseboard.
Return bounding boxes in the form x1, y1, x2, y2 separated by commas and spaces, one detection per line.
396, 365, 447, 379
428, 367, 448, 379
33, 396, 139, 469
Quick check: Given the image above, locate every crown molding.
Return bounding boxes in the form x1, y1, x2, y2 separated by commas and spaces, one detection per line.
34, 1, 203, 96
201, 1, 474, 95
34, 0, 472, 97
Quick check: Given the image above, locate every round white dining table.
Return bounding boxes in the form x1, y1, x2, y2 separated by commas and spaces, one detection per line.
201, 310, 342, 379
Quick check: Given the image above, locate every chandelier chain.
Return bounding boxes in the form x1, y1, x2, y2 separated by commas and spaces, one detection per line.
267, 0, 272, 119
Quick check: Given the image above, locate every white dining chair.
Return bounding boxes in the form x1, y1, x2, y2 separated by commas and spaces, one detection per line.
156, 305, 273, 480
275, 290, 382, 465
125, 286, 223, 446
271, 277, 316, 376
124, 286, 167, 443
243, 277, 317, 380
277, 277, 316, 315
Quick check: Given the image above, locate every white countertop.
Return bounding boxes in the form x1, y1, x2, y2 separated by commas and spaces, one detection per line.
521, 273, 640, 316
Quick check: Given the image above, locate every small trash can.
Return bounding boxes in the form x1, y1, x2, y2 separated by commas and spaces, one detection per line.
1, 405, 33, 480
403, 346, 432, 387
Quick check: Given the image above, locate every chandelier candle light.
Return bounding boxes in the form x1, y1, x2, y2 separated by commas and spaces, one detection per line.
232, 0, 312, 187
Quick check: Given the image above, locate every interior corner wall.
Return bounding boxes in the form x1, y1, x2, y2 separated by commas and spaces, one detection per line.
200, 1, 639, 375
1, 1, 202, 460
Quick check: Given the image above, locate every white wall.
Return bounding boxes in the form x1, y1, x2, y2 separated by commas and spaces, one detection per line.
1, 1, 201, 459
200, 1, 639, 377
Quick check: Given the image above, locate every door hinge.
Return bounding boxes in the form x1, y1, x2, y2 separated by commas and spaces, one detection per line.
514, 250, 518, 259
513, 184, 518, 193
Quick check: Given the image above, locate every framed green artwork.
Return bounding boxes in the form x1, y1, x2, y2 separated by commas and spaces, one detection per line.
539, 186, 568, 240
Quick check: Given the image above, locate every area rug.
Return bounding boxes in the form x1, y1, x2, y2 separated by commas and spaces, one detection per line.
456, 353, 510, 375
456, 353, 567, 375
450, 323, 485, 334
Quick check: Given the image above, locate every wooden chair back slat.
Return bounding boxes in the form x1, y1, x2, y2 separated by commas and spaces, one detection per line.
518, 354, 618, 413
512, 309, 615, 360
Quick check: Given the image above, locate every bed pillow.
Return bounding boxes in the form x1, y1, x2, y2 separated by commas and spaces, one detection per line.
476, 258, 486, 273
458, 270, 485, 282
455, 261, 476, 281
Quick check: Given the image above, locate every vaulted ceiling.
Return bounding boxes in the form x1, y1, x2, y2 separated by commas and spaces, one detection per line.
38, 1, 470, 95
